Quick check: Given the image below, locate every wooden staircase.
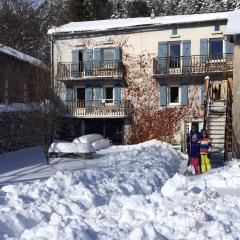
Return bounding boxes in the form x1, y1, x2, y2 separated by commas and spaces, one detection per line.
207, 100, 226, 168
204, 79, 233, 168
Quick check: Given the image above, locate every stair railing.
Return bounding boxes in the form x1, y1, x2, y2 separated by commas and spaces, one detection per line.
203, 78, 212, 130
224, 79, 233, 161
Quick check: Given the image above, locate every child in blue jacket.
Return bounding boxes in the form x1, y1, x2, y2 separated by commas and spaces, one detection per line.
190, 134, 200, 175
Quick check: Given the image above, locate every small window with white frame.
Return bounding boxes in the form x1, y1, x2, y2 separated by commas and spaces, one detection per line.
104, 86, 114, 104
169, 86, 181, 104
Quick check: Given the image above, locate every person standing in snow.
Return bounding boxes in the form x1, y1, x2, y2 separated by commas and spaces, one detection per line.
190, 134, 200, 175
199, 129, 211, 173
186, 124, 201, 167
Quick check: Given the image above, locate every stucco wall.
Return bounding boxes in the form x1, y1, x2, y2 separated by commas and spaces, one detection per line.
233, 36, 240, 158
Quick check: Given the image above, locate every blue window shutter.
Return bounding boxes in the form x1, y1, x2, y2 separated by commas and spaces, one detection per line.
114, 86, 121, 104
225, 40, 234, 60
71, 49, 79, 77
182, 40, 191, 73
115, 47, 122, 61
85, 86, 93, 112
94, 48, 102, 68
66, 88, 73, 101
201, 84, 205, 105
158, 42, 168, 74
182, 85, 188, 106
200, 38, 208, 63
160, 85, 167, 106
94, 86, 103, 100
84, 49, 93, 76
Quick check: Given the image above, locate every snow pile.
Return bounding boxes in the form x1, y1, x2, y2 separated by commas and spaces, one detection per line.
226, 10, 240, 35
1, 140, 240, 239
92, 139, 111, 151
49, 142, 95, 155
0, 140, 183, 239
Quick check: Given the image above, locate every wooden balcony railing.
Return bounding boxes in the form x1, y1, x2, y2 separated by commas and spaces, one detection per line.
60, 100, 131, 118
153, 54, 233, 76
57, 61, 123, 80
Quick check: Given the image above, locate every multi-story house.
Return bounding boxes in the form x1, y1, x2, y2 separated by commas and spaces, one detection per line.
48, 11, 233, 160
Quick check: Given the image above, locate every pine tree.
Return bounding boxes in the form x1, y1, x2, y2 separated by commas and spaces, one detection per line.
67, 0, 112, 22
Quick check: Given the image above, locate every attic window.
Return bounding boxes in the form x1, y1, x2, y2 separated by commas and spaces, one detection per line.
172, 27, 178, 35
214, 24, 220, 32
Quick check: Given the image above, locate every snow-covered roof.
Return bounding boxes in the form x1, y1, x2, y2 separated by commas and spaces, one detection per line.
0, 44, 47, 70
225, 10, 240, 35
48, 11, 230, 35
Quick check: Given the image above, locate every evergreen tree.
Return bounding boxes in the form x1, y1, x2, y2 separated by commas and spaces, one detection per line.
67, 0, 112, 22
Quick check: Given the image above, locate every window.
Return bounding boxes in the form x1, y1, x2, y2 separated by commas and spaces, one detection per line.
169, 86, 180, 104
102, 48, 115, 61
172, 27, 178, 35
210, 39, 223, 59
214, 24, 220, 32
105, 87, 113, 103
169, 42, 181, 68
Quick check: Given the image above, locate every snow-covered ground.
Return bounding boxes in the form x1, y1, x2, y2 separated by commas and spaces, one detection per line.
0, 140, 240, 239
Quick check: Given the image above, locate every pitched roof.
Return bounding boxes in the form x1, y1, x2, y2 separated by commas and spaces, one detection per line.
0, 44, 47, 69
48, 11, 230, 35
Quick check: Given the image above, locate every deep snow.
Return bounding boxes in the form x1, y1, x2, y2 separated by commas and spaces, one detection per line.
0, 140, 240, 239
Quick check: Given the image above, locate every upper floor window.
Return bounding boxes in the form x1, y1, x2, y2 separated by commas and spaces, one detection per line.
210, 39, 223, 59
102, 48, 115, 61
172, 27, 178, 35
214, 24, 220, 32
169, 42, 181, 68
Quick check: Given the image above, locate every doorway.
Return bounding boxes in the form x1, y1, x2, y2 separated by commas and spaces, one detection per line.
77, 88, 85, 108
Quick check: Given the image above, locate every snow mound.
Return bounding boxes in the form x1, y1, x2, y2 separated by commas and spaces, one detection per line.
92, 138, 111, 151
48, 142, 95, 154
0, 140, 184, 239
72, 134, 104, 144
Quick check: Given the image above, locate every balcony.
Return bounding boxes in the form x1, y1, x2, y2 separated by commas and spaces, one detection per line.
60, 100, 131, 118
153, 54, 233, 77
57, 61, 123, 80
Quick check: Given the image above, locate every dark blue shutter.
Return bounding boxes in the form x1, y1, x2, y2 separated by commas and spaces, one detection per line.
95, 86, 103, 105
200, 39, 208, 63
84, 49, 93, 76
94, 48, 102, 69
114, 86, 121, 105
225, 40, 234, 60
115, 47, 122, 73
71, 49, 79, 77
201, 84, 205, 105
182, 40, 191, 74
158, 42, 168, 74
66, 88, 73, 101
115, 47, 122, 61
160, 85, 167, 106
85, 86, 93, 112
182, 85, 188, 106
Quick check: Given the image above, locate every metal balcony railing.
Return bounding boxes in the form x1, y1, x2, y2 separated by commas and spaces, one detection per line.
153, 54, 233, 76
60, 100, 131, 118
57, 60, 123, 80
